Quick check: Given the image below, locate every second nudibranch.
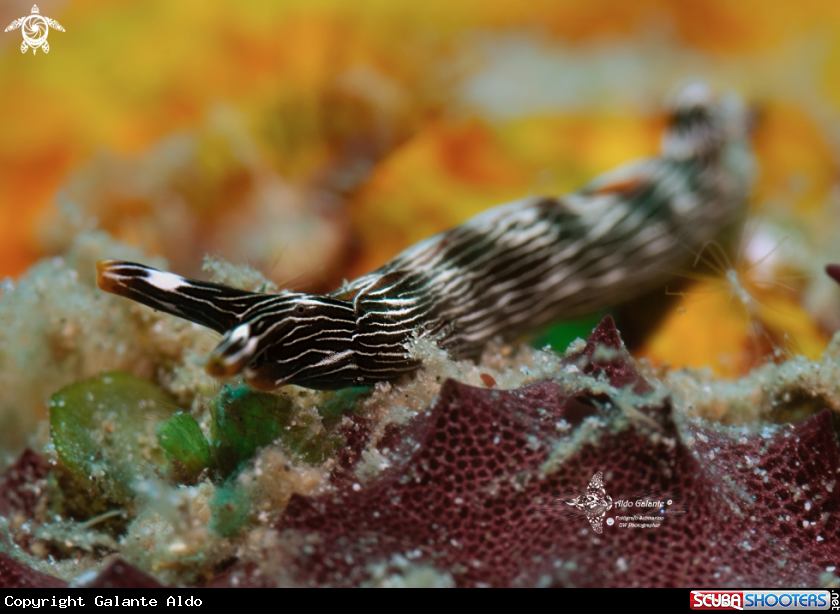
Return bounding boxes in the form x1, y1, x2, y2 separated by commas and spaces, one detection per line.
97, 83, 755, 390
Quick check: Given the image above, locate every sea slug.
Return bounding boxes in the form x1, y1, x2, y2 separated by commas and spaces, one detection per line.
96, 83, 754, 390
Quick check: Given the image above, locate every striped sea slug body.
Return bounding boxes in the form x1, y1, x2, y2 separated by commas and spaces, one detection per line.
97, 83, 755, 390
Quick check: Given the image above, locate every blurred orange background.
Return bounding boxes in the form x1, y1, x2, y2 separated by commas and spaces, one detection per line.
2, 0, 840, 375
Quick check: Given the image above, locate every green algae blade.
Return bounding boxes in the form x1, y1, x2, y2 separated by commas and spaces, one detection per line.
318, 386, 372, 419
531, 312, 606, 352
49, 371, 181, 504
210, 385, 289, 477
209, 482, 250, 537
155, 412, 215, 483
210, 384, 342, 477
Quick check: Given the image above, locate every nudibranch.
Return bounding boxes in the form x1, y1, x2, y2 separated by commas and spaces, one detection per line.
97, 83, 755, 390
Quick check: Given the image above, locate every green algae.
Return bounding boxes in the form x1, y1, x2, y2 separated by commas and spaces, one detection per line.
531, 312, 605, 352
151, 383, 365, 490
318, 386, 372, 420
156, 412, 215, 483
210, 385, 290, 477
46, 367, 375, 546
210, 384, 342, 477
49, 371, 182, 504
209, 482, 250, 537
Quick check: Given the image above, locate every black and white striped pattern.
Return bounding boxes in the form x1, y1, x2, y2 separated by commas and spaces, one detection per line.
97, 83, 754, 390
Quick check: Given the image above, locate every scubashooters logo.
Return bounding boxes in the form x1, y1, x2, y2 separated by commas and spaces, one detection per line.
4, 5, 65, 54
690, 590, 834, 610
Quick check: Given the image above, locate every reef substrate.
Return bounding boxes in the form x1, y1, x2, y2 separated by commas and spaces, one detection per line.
1, 316, 838, 588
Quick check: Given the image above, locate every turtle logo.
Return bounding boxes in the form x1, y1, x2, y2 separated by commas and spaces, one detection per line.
5, 5, 65, 55
564, 471, 613, 533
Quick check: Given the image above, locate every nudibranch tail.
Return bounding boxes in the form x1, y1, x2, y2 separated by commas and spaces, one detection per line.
96, 260, 269, 334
